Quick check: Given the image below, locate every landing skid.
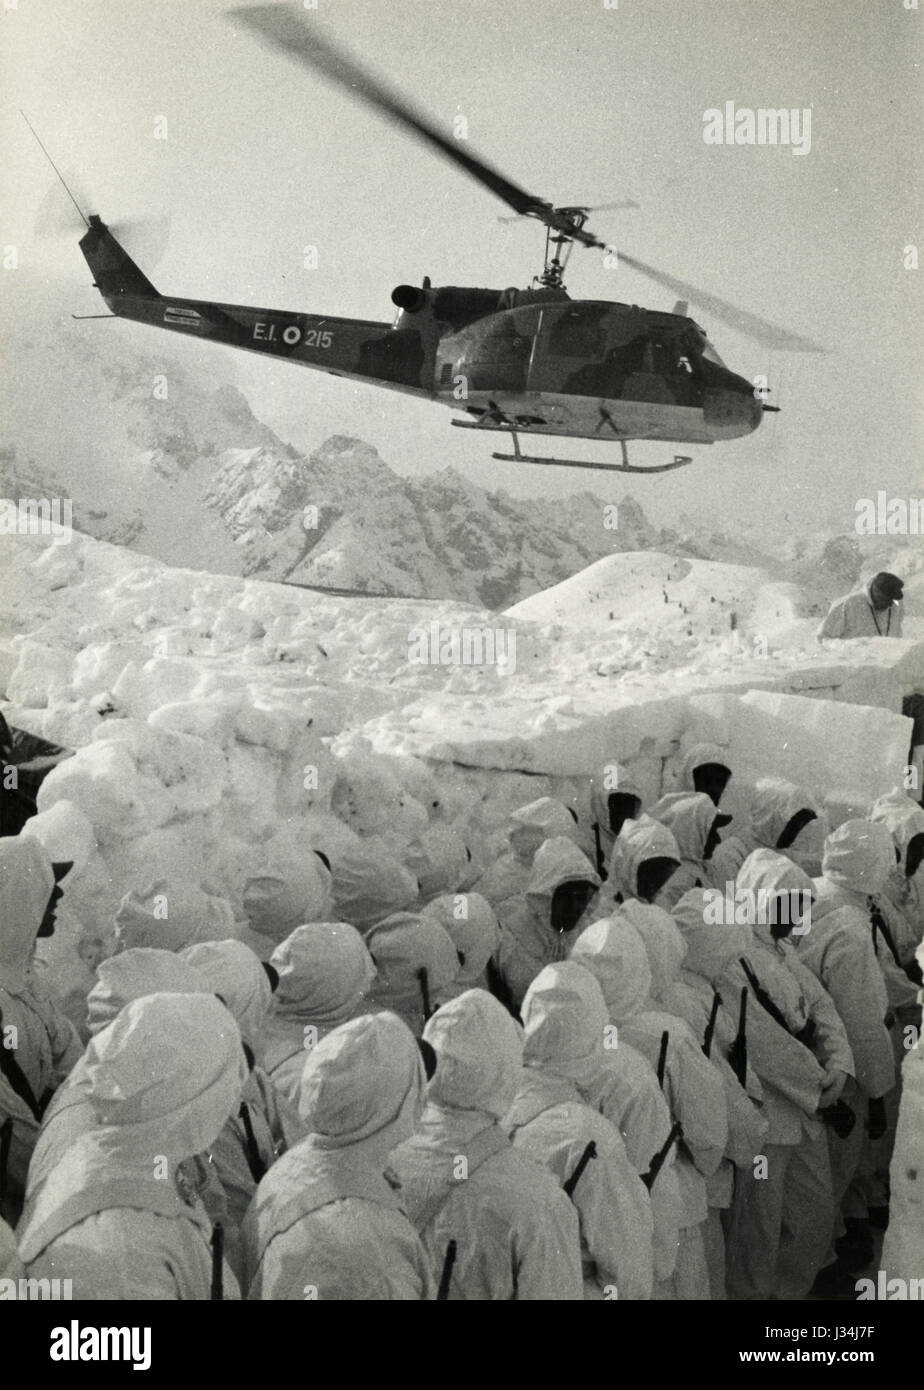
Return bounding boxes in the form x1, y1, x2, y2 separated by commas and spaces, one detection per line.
451, 419, 693, 473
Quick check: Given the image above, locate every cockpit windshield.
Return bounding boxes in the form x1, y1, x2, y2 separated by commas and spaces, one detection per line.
699, 336, 727, 368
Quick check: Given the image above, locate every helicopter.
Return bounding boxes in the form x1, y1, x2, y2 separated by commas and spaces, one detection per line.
56, 5, 824, 475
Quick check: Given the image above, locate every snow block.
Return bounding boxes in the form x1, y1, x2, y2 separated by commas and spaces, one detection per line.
685, 689, 912, 811
36, 738, 166, 843
90, 718, 225, 818
6, 639, 74, 709
21, 799, 97, 871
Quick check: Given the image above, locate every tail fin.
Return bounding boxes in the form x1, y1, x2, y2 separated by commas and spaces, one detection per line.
79, 215, 160, 299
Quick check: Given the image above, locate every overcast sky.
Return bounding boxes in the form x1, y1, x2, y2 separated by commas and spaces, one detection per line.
2, 0, 921, 535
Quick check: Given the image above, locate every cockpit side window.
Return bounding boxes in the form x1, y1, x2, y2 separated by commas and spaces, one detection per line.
548, 307, 607, 358
644, 338, 699, 376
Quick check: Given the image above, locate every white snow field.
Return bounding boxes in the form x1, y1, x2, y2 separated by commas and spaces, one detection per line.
3, 527, 921, 929
2, 527, 923, 1266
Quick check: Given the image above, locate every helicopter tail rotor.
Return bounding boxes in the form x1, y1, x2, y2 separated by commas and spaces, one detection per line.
24, 112, 171, 270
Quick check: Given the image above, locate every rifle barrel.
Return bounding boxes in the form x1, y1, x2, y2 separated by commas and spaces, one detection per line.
210, 1222, 224, 1301
563, 1140, 598, 1198
641, 1121, 683, 1191
437, 1238, 458, 1300
656, 1030, 669, 1089
703, 990, 722, 1057
418, 966, 432, 1022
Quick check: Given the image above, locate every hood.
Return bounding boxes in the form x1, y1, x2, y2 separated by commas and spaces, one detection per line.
869, 792, 924, 875
678, 742, 730, 791
242, 853, 332, 946
589, 768, 643, 830
330, 758, 430, 844
820, 819, 896, 896
425, 988, 524, 1118
329, 837, 419, 931
622, 902, 687, 998
525, 836, 601, 913
520, 961, 610, 1088
403, 824, 470, 901
87, 948, 207, 1036
86, 992, 247, 1162
268, 922, 377, 1027
114, 879, 238, 953
297, 1010, 426, 1163
671, 889, 744, 983
0, 837, 55, 992
608, 814, 681, 900
747, 778, 818, 850
569, 913, 652, 1022
365, 912, 460, 1030
420, 892, 501, 985
181, 938, 273, 1043
735, 849, 816, 949
785, 816, 828, 879
649, 792, 725, 863
508, 796, 579, 861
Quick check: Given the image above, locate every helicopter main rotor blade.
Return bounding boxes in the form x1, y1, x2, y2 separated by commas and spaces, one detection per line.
617, 251, 826, 353
587, 200, 641, 214
231, 5, 603, 248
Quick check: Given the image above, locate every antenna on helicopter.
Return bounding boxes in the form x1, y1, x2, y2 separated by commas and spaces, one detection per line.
20, 111, 90, 229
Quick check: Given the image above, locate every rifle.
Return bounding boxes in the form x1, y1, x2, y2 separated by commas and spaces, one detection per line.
739, 956, 799, 1032
239, 1102, 268, 1185
437, 1239, 457, 1301
210, 1222, 224, 1301
563, 1140, 598, 1198
727, 986, 749, 1087
641, 1121, 683, 1191
656, 1030, 669, 1090
593, 823, 607, 880
0, 1118, 12, 1213
739, 958, 816, 1055
417, 966, 432, 1023
869, 900, 903, 971
702, 990, 722, 1058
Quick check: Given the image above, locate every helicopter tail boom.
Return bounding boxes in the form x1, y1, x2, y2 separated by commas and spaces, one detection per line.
75, 218, 442, 396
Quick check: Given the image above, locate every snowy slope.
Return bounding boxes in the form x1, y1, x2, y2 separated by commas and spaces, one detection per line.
4, 529, 920, 773
505, 551, 799, 635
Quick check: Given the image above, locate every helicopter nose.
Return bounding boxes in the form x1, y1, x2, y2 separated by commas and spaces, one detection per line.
703, 386, 764, 438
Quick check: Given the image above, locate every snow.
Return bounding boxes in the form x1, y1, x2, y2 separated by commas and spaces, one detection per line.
3, 526, 921, 938
3, 521, 921, 1251
505, 550, 791, 634
679, 689, 914, 818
